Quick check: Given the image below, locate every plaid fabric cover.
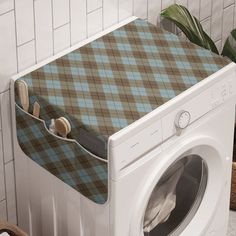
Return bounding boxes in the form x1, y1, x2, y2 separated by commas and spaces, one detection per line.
15, 19, 229, 203
16, 19, 229, 156
15, 90, 108, 158
16, 105, 108, 204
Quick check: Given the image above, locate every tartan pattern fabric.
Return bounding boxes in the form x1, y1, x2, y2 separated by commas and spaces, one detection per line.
15, 19, 229, 203
15, 89, 108, 158
16, 105, 108, 204
17, 19, 229, 153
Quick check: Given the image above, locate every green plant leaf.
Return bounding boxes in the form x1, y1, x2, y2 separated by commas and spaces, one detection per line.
161, 4, 219, 54
222, 29, 236, 63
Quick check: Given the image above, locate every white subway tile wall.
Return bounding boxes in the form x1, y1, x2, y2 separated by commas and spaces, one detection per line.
0, 90, 16, 224
200, 0, 212, 21
70, 0, 87, 45
0, 0, 236, 224
148, 0, 161, 26
87, 8, 103, 37
87, 0, 102, 13
222, 4, 235, 46
188, 0, 200, 19
0, 135, 5, 202
0, 0, 235, 83
211, 0, 224, 42
1, 91, 14, 164
134, 0, 148, 19
0, 200, 7, 219
5, 161, 17, 224
162, 0, 175, 11
15, 0, 34, 46
119, 0, 132, 22
52, 0, 70, 29
34, 0, 53, 62
0, 11, 17, 91
17, 40, 36, 71
103, 0, 118, 28
54, 23, 71, 53
0, 0, 13, 15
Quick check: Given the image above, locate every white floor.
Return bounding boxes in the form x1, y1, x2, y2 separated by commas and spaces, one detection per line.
228, 211, 236, 236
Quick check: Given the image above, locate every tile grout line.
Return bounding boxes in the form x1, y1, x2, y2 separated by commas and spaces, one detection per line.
132, 0, 134, 16
102, 0, 104, 30
13, 0, 19, 73
223, 2, 236, 10
69, 0, 72, 47
102, 0, 104, 31
0, 198, 6, 204
117, 0, 119, 22
51, 0, 55, 55
0, 95, 8, 220
87, 6, 103, 15
54, 22, 70, 31
210, 0, 213, 38
0, 9, 14, 17
4, 159, 14, 166
233, 0, 236, 29
33, 0, 37, 64
86, 0, 88, 38
17, 38, 35, 48
223, 2, 235, 10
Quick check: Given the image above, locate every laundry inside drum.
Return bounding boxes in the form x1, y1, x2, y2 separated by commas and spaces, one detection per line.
143, 155, 208, 236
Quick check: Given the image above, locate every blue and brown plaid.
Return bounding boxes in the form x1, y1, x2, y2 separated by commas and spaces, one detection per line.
16, 105, 108, 204
15, 19, 229, 203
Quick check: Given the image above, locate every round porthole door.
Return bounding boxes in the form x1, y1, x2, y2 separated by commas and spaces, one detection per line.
143, 155, 208, 236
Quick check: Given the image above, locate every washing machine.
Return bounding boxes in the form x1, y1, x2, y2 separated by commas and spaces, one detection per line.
109, 64, 236, 236
11, 16, 236, 236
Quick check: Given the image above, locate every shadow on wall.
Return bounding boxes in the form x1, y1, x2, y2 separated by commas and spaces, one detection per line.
160, 18, 177, 34
153, 16, 179, 36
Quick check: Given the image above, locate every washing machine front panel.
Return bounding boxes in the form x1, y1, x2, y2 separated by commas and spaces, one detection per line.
110, 95, 235, 236
109, 63, 236, 181
128, 134, 229, 236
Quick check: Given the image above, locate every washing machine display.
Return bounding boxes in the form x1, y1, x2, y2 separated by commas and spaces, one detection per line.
143, 155, 208, 236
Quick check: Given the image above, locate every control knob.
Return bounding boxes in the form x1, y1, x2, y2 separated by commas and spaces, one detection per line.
175, 110, 191, 129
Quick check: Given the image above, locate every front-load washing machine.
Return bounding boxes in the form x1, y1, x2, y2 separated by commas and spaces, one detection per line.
11, 17, 236, 236
109, 64, 236, 236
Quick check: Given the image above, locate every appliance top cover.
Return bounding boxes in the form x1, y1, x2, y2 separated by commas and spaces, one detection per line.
15, 19, 229, 158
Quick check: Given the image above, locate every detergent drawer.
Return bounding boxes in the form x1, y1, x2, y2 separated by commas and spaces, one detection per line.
109, 118, 163, 178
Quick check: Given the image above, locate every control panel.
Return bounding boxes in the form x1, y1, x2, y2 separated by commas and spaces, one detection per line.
211, 78, 233, 109
162, 77, 235, 141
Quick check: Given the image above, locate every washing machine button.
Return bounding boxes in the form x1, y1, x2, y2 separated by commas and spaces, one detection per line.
175, 110, 191, 129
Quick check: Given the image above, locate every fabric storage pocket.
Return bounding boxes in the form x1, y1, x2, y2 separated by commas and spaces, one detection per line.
15, 104, 108, 204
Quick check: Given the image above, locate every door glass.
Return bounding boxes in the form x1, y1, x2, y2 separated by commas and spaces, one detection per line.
143, 155, 208, 236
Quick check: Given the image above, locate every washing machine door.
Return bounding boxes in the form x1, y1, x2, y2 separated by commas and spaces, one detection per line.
130, 137, 227, 236
143, 154, 207, 235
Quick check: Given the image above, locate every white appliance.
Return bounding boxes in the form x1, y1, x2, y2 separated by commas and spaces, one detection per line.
11, 17, 236, 236
109, 63, 236, 236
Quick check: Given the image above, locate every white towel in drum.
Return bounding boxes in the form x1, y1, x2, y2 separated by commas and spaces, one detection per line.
143, 163, 184, 233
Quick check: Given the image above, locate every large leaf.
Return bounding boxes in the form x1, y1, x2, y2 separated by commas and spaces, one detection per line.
161, 4, 219, 54
222, 29, 236, 63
